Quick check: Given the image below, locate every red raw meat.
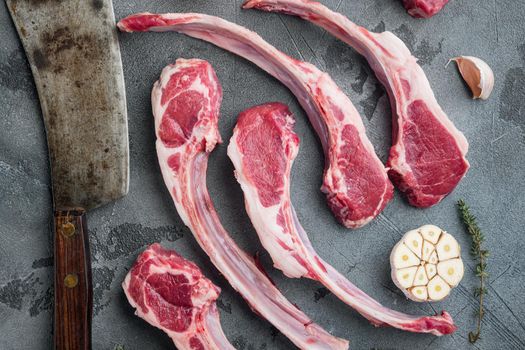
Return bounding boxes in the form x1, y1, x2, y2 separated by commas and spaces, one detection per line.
403, 0, 450, 18
243, 0, 469, 208
118, 12, 393, 229
228, 102, 456, 335
122, 244, 234, 349
148, 58, 349, 349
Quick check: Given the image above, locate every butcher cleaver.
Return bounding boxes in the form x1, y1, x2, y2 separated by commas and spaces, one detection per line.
6, 0, 128, 349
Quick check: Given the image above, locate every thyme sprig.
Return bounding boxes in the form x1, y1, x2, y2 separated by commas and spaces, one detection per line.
457, 199, 488, 343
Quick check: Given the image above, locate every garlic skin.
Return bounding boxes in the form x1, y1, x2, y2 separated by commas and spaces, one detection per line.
390, 225, 464, 302
451, 56, 494, 100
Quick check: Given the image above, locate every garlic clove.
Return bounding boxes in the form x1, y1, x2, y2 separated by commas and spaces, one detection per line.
395, 266, 418, 289
451, 56, 494, 100
437, 258, 464, 287
421, 240, 435, 262
428, 250, 439, 265
428, 276, 451, 301
413, 265, 429, 286
410, 286, 428, 301
403, 230, 423, 258
419, 225, 442, 244
425, 263, 437, 279
391, 242, 421, 269
435, 232, 461, 261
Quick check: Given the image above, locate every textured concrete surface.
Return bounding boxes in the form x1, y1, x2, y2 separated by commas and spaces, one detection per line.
1, 0, 524, 349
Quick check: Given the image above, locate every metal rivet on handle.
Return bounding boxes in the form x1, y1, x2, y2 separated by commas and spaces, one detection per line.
64, 273, 79, 288
61, 222, 76, 237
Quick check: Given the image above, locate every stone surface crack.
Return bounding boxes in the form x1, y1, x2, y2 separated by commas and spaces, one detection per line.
278, 14, 305, 62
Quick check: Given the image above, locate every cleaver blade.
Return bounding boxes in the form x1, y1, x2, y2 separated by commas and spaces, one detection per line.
6, 0, 129, 349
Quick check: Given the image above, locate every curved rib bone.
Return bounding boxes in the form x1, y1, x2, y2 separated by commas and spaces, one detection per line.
118, 12, 393, 228
228, 102, 457, 336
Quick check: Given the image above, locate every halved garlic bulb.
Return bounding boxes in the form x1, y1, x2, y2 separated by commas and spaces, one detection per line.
390, 225, 464, 302
451, 56, 494, 100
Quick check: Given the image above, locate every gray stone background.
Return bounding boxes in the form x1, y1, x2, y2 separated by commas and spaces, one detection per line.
1, 0, 524, 349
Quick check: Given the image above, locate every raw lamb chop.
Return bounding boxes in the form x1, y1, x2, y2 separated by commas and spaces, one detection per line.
403, 0, 450, 18
122, 244, 234, 349
243, 0, 470, 208
227, 102, 456, 336
149, 59, 348, 349
118, 12, 393, 228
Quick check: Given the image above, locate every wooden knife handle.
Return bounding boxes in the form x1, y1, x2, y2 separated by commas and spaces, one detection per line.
54, 209, 92, 350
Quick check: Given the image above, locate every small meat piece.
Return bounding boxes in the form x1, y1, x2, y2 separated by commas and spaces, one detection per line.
149, 58, 349, 349
122, 244, 234, 349
243, 0, 469, 208
228, 103, 457, 336
118, 12, 393, 229
403, 0, 450, 18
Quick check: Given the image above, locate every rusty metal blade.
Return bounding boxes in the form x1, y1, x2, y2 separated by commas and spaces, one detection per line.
6, 0, 129, 210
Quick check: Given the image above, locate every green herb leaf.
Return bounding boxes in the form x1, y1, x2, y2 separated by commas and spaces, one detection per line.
458, 199, 488, 344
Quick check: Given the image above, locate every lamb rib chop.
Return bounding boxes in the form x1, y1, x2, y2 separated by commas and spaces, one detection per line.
122, 244, 234, 349
118, 12, 393, 229
228, 102, 456, 336
403, 0, 450, 18
243, 0, 469, 208
147, 58, 348, 350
